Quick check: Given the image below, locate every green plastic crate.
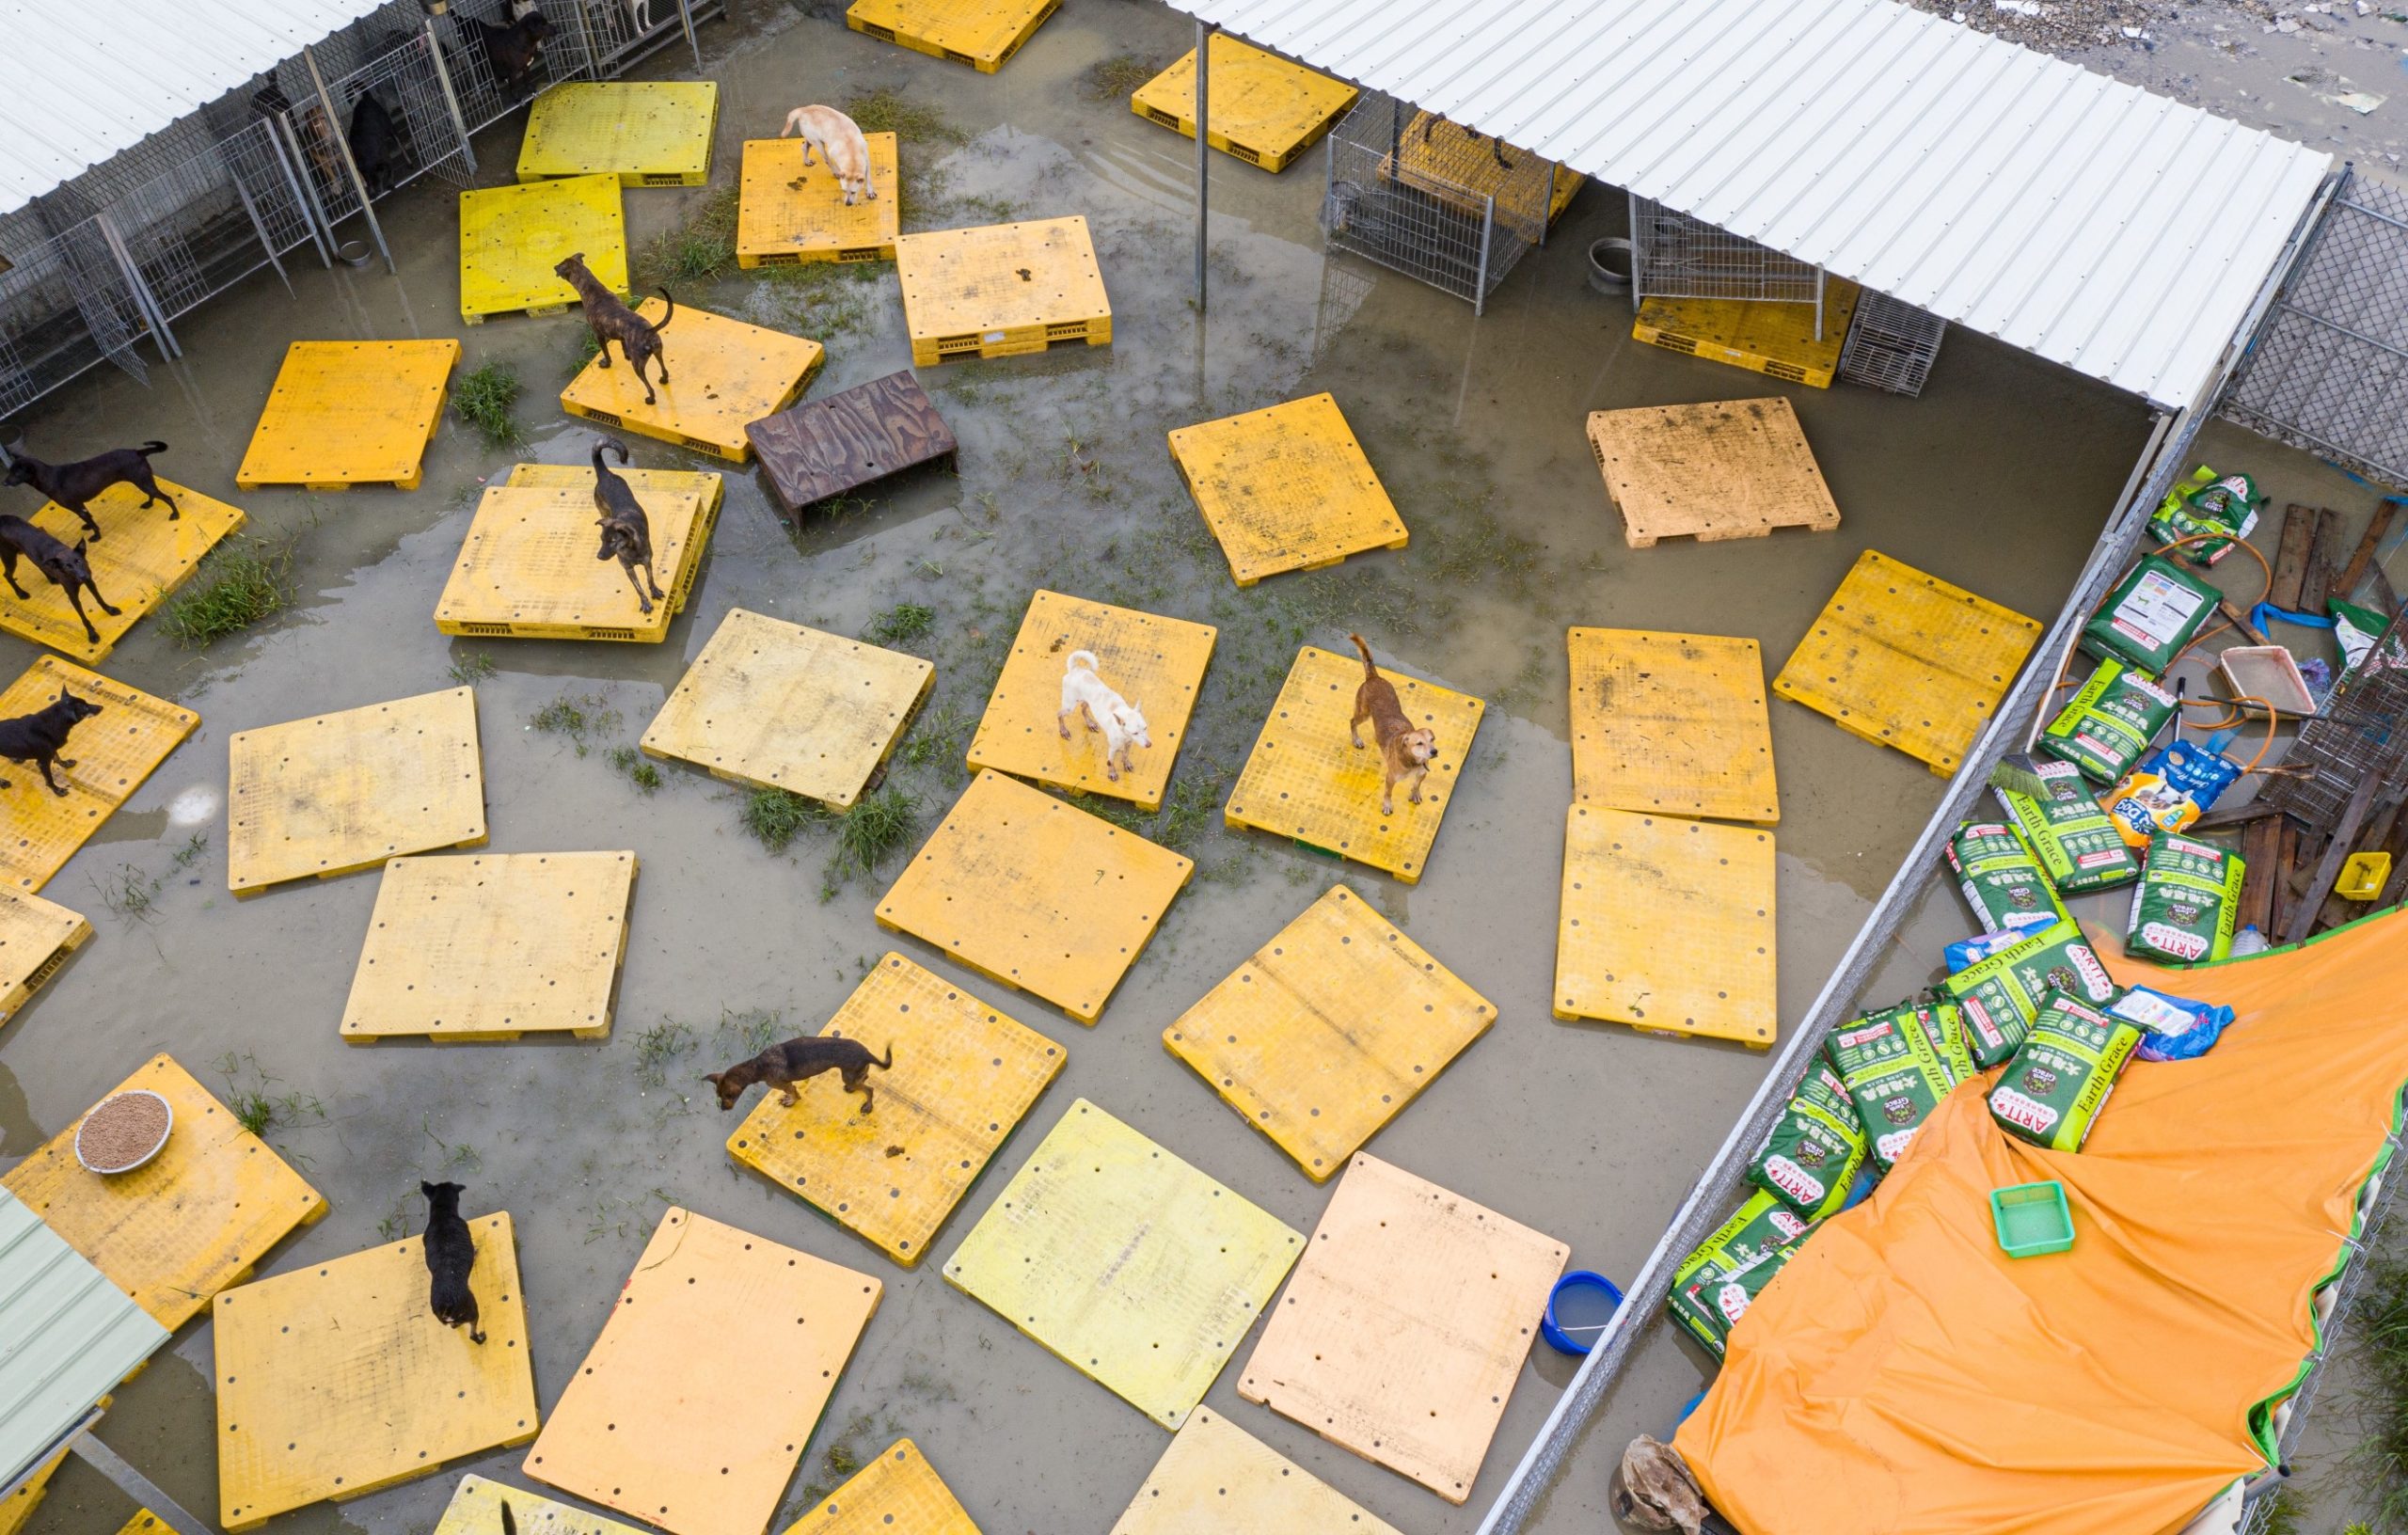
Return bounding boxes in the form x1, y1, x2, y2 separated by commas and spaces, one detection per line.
1989, 1180, 2075, 1258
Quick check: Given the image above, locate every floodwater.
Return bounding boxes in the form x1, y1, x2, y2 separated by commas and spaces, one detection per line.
8, 3, 2303, 1532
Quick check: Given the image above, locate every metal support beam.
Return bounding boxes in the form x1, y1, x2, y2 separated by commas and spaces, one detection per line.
264, 117, 333, 266
227, 164, 293, 295
425, 19, 478, 175
1538, 162, 1556, 248
676, 0, 704, 71
1472, 194, 1495, 318
94, 213, 178, 360
1194, 20, 1213, 311
304, 45, 393, 274
70, 1430, 214, 1535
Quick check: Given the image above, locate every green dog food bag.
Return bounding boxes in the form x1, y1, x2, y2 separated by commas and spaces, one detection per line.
1993, 754, 2142, 894
1946, 820, 2067, 935
1914, 997, 1979, 1081
2039, 659, 2178, 784
1939, 916, 2118, 1069
2127, 831, 2245, 963
2081, 555, 2220, 673
2147, 467, 2262, 567
1826, 1002, 1964, 1170
1669, 1242, 1803, 1360
2334, 598, 2389, 677
1667, 1190, 1817, 1357
1988, 991, 2146, 1152
1747, 1063, 1867, 1218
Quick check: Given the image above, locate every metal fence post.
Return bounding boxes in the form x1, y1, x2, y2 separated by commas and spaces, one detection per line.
675, 0, 703, 71
266, 118, 334, 265
305, 45, 394, 273
226, 159, 294, 294
94, 212, 179, 360
572, 1, 605, 80
1194, 20, 1212, 312
1814, 263, 1826, 341
1472, 193, 1495, 317
425, 18, 478, 173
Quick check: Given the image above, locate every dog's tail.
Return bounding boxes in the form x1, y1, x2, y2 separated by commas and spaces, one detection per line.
876, 1043, 894, 1070
1066, 648, 1098, 674
135, 440, 167, 457
592, 435, 629, 475
1350, 632, 1379, 679
653, 288, 675, 331
778, 106, 803, 137
500, 1499, 515, 1535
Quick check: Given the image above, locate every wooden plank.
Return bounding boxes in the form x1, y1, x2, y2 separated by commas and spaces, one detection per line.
2269, 503, 2323, 611
2337, 501, 2401, 604
1169, 394, 1406, 586
2238, 813, 2283, 936
791, 1439, 981, 1534
0, 883, 89, 1026
746, 370, 958, 518
1110, 1408, 1403, 1534
2217, 594, 2269, 646
2287, 773, 2381, 942
2302, 506, 2348, 612
1568, 627, 1779, 822
0, 479, 246, 663
0, 657, 198, 892
2272, 820, 2305, 937
1583, 398, 1842, 549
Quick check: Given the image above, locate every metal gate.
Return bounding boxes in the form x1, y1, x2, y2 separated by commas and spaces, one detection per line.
1319, 90, 1556, 315
2220, 166, 2408, 491
57, 222, 152, 385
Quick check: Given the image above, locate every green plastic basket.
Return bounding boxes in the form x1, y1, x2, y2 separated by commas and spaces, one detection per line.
1989, 1180, 2075, 1258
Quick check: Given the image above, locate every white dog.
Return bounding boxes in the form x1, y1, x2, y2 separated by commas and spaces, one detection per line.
778, 105, 877, 206
628, 0, 653, 32
1058, 651, 1149, 783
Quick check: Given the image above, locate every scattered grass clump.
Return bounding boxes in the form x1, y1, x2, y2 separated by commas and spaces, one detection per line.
95, 863, 162, 924
742, 785, 829, 854
450, 361, 523, 447
2348, 1245, 2408, 1528
869, 602, 934, 644
530, 691, 621, 756
638, 185, 740, 285
449, 650, 499, 686
1083, 770, 1225, 855
1081, 53, 1166, 103
161, 536, 294, 646
609, 744, 662, 793
715, 1006, 784, 1056
754, 259, 879, 341
898, 703, 971, 773
632, 1021, 696, 1087
170, 831, 209, 871
844, 89, 970, 149
832, 786, 918, 879
214, 1051, 324, 1139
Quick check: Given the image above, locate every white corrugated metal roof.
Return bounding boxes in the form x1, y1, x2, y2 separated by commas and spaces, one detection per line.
0, 0, 392, 220
1172, 0, 2334, 410
0, 1185, 168, 1488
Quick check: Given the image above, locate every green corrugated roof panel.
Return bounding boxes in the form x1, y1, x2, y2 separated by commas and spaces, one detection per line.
0, 1184, 166, 1488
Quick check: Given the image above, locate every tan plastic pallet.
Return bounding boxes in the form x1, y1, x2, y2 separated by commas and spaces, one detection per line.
0, 479, 245, 663
0, 884, 87, 1025
895, 216, 1110, 365
1129, 37, 1358, 173
1633, 279, 1863, 389
458, 173, 626, 322
1584, 398, 1841, 548
1168, 393, 1405, 586
434, 483, 709, 641
1567, 627, 1779, 823
1110, 1409, 1402, 1534
846, 0, 1058, 71
737, 134, 901, 266
517, 83, 719, 186
559, 300, 823, 463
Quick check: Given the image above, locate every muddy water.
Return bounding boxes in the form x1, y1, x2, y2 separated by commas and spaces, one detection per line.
4, 6, 2156, 1532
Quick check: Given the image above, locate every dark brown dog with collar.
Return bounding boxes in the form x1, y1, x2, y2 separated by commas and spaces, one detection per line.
556, 253, 673, 404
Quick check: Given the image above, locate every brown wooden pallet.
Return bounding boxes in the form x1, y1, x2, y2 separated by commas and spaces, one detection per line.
746, 370, 957, 519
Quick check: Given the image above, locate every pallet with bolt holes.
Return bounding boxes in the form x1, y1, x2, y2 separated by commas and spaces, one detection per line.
559, 300, 823, 463
894, 216, 1111, 365
236, 340, 458, 490
458, 174, 627, 323
435, 483, 711, 641
1632, 279, 1862, 389
0, 657, 198, 893
736, 134, 902, 267
1384, 112, 1584, 228
0, 479, 246, 663
846, 0, 1058, 71
1584, 397, 1840, 549
0, 884, 88, 1025
1129, 36, 1359, 173
516, 83, 719, 186
1168, 393, 1406, 586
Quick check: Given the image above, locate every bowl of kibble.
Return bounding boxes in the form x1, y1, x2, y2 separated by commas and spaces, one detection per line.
73, 1090, 174, 1176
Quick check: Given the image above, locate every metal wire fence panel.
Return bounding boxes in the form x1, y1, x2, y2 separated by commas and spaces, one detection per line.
1630, 197, 1822, 306
107, 119, 320, 324
0, 221, 150, 418
1837, 289, 1947, 397
1319, 92, 1541, 313
2220, 169, 2408, 493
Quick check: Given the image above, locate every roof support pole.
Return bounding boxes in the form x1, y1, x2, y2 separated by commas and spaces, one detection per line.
1814, 264, 1826, 341
425, 18, 478, 175
676, 0, 705, 73
70, 1427, 212, 1535
1193, 19, 1213, 311
304, 45, 394, 275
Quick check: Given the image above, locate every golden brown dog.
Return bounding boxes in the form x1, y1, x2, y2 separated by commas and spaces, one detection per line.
1349, 633, 1436, 815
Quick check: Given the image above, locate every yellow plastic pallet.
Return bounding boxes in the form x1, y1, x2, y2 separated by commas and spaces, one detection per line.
1130, 37, 1359, 174
878, 770, 1194, 1023
459, 173, 626, 322
1, 1054, 326, 1331
0, 657, 197, 893
1554, 806, 1777, 1045
112, 1513, 163, 1535
1771, 548, 2042, 776
1224, 645, 1483, 883
737, 135, 902, 267
435, 483, 708, 641
236, 340, 458, 490
641, 608, 932, 808
785, 1438, 981, 1534
1239, 1154, 1567, 1505
0, 1453, 63, 1535
1386, 112, 1583, 227
436, 1476, 653, 1535
0, 480, 245, 662
227, 687, 487, 895
499, 460, 724, 606
943, 1099, 1302, 1427
1583, 398, 1841, 549
963, 589, 1216, 811
341, 851, 636, 1043
559, 300, 822, 462
846, 0, 1057, 71
1164, 885, 1492, 1180
1568, 627, 1779, 823
517, 83, 720, 186
1633, 278, 1863, 389
894, 216, 1111, 365
728, 952, 1065, 1266
525, 1208, 881, 1535
214, 1212, 535, 1530
1168, 393, 1406, 586
0, 884, 88, 1025
1110, 1408, 1404, 1535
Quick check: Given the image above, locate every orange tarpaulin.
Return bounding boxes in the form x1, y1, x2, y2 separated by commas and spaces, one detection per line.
1678, 910, 2408, 1535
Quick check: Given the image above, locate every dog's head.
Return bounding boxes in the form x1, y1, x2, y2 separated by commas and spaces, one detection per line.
702, 1069, 744, 1110
521, 11, 555, 40
54, 688, 102, 726
594, 519, 635, 560
1113, 699, 1151, 749
1, 461, 30, 489
420, 1179, 465, 1208
1400, 727, 1436, 766
552, 251, 588, 282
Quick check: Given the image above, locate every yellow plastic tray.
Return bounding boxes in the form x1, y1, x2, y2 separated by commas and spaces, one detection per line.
517, 82, 719, 185
0, 883, 87, 1025
1568, 627, 1779, 823
894, 216, 1111, 365
0, 657, 197, 892
785, 1439, 982, 1534
434, 483, 709, 641
558, 299, 823, 462
236, 340, 457, 490
459, 173, 626, 322
845, 0, 1058, 71
1169, 393, 1406, 586
1110, 1408, 1402, 1535
1130, 37, 1358, 173
0, 479, 246, 662
737, 135, 901, 266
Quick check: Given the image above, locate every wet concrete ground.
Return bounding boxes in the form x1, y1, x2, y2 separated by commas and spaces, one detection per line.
2, 3, 2374, 1532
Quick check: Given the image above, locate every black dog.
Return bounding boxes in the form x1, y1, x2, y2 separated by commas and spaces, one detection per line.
0, 516, 120, 646
460, 7, 554, 94
420, 1180, 485, 1344
4, 441, 177, 541
555, 253, 673, 404
590, 438, 665, 614
347, 91, 404, 199
705, 1036, 894, 1116
0, 685, 102, 797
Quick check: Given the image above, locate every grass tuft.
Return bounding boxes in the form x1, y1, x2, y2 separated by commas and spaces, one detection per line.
161, 536, 294, 646
530, 692, 621, 757
2347, 1244, 2408, 1528
608, 745, 662, 793
637, 186, 740, 286
451, 362, 523, 447
1081, 53, 1166, 103
632, 1021, 695, 1088
869, 602, 934, 645
743, 786, 829, 854
832, 786, 918, 878
449, 650, 498, 686
844, 89, 970, 148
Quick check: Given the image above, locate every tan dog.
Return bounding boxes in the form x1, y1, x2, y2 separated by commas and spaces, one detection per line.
1349, 633, 1436, 815
778, 105, 876, 205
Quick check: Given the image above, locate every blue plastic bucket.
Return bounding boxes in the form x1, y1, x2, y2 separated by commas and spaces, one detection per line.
1541, 1270, 1624, 1355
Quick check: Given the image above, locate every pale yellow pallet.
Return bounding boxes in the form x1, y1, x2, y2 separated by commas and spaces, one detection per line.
1771, 548, 2041, 776
846, 0, 1057, 71
1584, 397, 1841, 549
1164, 885, 1493, 1180
517, 82, 719, 185
0, 1449, 63, 1535
963, 589, 1217, 811
894, 216, 1111, 365
727, 952, 1065, 1265
1567, 627, 1778, 823
0, 480, 245, 662
1386, 112, 1583, 228
1223, 645, 1483, 883
214, 1211, 537, 1530
525, 1208, 881, 1535
499, 460, 723, 609
943, 1099, 1302, 1428
1237, 1154, 1568, 1505
341, 851, 636, 1043
737, 135, 901, 267
1129, 37, 1359, 174
791, 1438, 982, 1534
641, 608, 932, 808
2, 1054, 327, 1331
0, 883, 88, 1025
1110, 1408, 1403, 1535
1554, 806, 1777, 1046
434, 483, 708, 641
0, 657, 197, 893
436, 1476, 653, 1535
459, 173, 626, 322
1633, 280, 1862, 390
112, 1513, 164, 1535
878, 770, 1194, 1022
227, 687, 486, 894
559, 300, 823, 463
237, 340, 458, 490
1169, 393, 1406, 586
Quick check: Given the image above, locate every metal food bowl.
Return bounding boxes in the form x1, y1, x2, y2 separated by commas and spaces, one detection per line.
336, 239, 373, 268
